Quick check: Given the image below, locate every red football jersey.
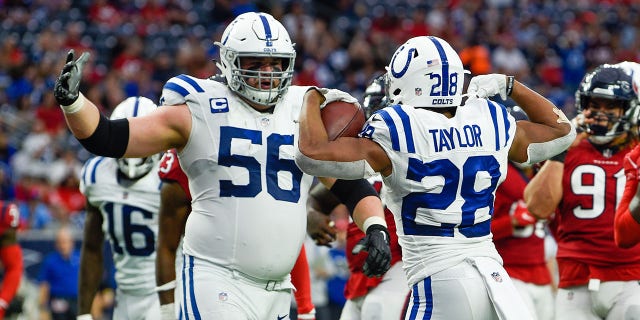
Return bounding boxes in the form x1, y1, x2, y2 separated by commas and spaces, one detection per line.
492, 163, 551, 285
556, 139, 640, 287
344, 180, 403, 299
158, 149, 191, 200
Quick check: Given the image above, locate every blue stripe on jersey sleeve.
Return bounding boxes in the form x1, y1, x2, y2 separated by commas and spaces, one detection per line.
378, 109, 400, 151
487, 101, 500, 151
176, 74, 205, 93
391, 105, 415, 153
164, 82, 190, 98
164, 74, 205, 98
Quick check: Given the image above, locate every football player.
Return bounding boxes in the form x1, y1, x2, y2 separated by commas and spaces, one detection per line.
525, 62, 640, 318
307, 75, 410, 320
155, 149, 317, 320
54, 12, 390, 319
77, 97, 162, 320
296, 36, 575, 319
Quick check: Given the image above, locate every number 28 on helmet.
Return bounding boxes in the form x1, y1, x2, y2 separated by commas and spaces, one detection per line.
385, 36, 469, 109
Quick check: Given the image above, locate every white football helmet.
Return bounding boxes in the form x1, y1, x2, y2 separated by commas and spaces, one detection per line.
385, 36, 469, 108
215, 12, 296, 107
110, 97, 161, 179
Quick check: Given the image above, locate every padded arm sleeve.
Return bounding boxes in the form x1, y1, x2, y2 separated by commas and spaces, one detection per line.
78, 115, 129, 158
294, 151, 376, 180
330, 179, 379, 215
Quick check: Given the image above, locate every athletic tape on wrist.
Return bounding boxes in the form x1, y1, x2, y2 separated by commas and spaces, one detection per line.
155, 280, 176, 292
363, 216, 387, 233
76, 314, 93, 320
61, 93, 85, 114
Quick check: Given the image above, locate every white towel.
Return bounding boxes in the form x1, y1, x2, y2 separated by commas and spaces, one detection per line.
466, 256, 534, 320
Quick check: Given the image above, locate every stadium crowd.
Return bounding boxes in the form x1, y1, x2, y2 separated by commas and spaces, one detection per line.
0, 0, 639, 319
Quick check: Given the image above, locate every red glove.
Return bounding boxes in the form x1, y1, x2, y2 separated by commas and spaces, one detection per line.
511, 200, 536, 227
623, 146, 640, 180
0, 202, 19, 235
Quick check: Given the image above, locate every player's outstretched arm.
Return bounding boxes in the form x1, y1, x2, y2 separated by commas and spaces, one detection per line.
524, 159, 564, 220
78, 202, 105, 318
54, 50, 190, 159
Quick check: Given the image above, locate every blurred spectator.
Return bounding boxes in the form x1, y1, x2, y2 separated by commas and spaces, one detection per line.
37, 226, 80, 320
492, 33, 530, 80
11, 119, 54, 181
34, 91, 66, 138
459, 35, 492, 75
87, 0, 123, 30
14, 175, 52, 230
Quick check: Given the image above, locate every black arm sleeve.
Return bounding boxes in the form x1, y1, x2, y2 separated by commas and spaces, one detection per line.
78, 114, 129, 158
330, 179, 379, 216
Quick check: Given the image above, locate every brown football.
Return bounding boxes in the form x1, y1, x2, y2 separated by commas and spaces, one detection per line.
321, 100, 366, 140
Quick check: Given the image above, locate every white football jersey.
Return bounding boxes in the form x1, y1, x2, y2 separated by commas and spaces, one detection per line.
80, 157, 161, 294
361, 98, 516, 286
161, 75, 315, 281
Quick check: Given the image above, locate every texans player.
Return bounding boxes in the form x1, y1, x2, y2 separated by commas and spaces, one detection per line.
525, 62, 640, 318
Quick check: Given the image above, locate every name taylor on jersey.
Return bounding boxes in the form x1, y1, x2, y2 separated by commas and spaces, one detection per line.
428, 124, 483, 152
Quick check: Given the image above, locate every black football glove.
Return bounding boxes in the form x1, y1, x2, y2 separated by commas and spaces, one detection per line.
352, 224, 391, 277
54, 49, 90, 106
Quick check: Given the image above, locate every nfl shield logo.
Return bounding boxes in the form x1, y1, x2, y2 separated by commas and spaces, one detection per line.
415, 88, 422, 96
491, 272, 503, 283
219, 292, 228, 301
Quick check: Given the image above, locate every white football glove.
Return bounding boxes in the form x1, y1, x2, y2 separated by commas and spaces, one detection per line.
314, 87, 360, 109
467, 74, 508, 100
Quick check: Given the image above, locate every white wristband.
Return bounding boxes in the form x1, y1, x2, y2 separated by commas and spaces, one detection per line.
61, 93, 86, 114
77, 314, 93, 320
363, 216, 387, 232
155, 280, 176, 292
